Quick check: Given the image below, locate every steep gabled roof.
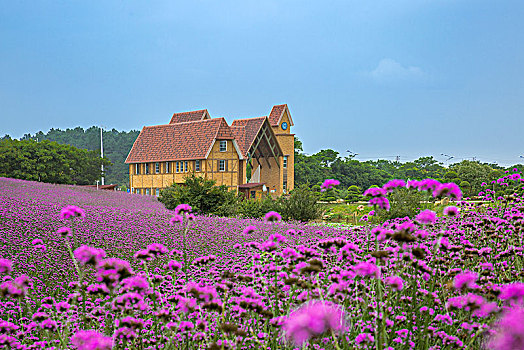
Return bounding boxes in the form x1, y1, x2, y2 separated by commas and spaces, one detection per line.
169, 109, 210, 124
230, 117, 266, 157
268, 104, 294, 127
125, 118, 229, 163
215, 117, 235, 139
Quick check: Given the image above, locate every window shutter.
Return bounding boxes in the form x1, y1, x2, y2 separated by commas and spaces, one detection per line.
217, 160, 219, 171
226, 160, 228, 171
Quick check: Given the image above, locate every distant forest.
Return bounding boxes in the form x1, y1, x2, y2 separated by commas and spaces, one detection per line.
1, 128, 522, 195
8, 127, 140, 186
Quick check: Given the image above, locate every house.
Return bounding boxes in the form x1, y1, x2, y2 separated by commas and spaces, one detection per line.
125, 104, 295, 198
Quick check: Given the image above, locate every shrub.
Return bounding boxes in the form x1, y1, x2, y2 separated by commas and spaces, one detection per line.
374, 187, 426, 222
158, 174, 239, 216
281, 186, 322, 222
345, 185, 362, 203
238, 196, 282, 219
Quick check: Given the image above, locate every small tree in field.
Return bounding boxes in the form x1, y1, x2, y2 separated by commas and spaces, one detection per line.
345, 185, 362, 203
159, 174, 239, 216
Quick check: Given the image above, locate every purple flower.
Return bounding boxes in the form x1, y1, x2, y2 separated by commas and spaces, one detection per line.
74, 245, 106, 266
383, 179, 406, 192
60, 205, 85, 220
385, 276, 404, 291
169, 215, 183, 225
355, 333, 374, 344
443, 206, 460, 217
57, 226, 72, 237
243, 225, 257, 235
264, 211, 282, 223
415, 209, 437, 225
31, 238, 43, 245
499, 283, 524, 304
146, 243, 169, 257
283, 300, 344, 345
71, 330, 113, 349
363, 187, 386, 197
433, 183, 462, 200
165, 260, 182, 271
453, 271, 479, 290
354, 262, 380, 278
0, 259, 13, 274
321, 179, 340, 192
174, 204, 192, 215
369, 196, 390, 211
417, 179, 441, 192
488, 307, 524, 350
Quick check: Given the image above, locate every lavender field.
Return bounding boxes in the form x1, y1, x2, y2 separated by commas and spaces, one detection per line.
1, 175, 524, 349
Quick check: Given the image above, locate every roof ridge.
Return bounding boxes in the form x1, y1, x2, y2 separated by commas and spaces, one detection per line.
171, 109, 207, 115
172, 118, 219, 125
232, 116, 267, 122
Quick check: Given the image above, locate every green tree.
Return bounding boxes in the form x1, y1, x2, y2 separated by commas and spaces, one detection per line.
281, 186, 322, 222
158, 174, 239, 216
345, 185, 362, 203
0, 139, 110, 185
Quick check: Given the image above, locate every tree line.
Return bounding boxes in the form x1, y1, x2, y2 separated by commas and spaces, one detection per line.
1, 127, 521, 196
3, 127, 140, 186
0, 138, 110, 185
294, 137, 523, 200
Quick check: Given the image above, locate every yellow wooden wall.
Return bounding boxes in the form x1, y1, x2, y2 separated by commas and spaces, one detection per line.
128, 139, 241, 194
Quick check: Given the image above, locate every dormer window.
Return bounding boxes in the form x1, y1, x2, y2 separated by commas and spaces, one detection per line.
219, 140, 227, 152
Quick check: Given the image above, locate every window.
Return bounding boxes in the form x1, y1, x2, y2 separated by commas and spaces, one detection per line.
165, 162, 170, 173
250, 190, 256, 199
176, 161, 180, 173
135, 164, 140, 174
155, 162, 160, 174
135, 188, 140, 194
155, 188, 160, 196
283, 181, 287, 193
219, 140, 227, 152
145, 163, 150, 174
184, 161, 188, 172
145, 188, 150, 195
283, 156, 288, 168
219, 160, 226, 172
195, 160, 201, 172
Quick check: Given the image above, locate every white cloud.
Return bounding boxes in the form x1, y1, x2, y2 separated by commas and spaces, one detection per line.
369, 58, 426, 84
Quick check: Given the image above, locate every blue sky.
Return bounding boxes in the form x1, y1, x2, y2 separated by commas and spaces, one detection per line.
1, 1, 523, 166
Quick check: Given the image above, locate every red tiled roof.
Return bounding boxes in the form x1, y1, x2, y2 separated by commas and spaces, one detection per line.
230, 117, 266, 157
169, 109, 209, 124
268, 104, 285, 126
125, 118, 230, 163
215, 118, 235, 139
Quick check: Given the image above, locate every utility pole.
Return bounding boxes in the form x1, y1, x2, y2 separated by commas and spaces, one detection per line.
100, 126, 105, 186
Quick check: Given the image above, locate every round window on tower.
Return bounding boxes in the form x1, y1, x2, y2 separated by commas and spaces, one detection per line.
281, 122, 288, 131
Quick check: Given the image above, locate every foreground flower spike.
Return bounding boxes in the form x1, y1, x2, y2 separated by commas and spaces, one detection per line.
433, 182, 462, 200
0, 259, 13, 274
321, 179, 340, 192
283, 300, 345, 346
443, 206, 460, 216
488, 307, 524, 350
415, 209, 437, 225
174, 203, 192, 215
74, 245, 106, 266
453, 271, 479, 291
382, 179, 406, 192
242, 225, 257, 235
71, 330, 113, 350
264, 211, 282, 223
60, 205, 85, 220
